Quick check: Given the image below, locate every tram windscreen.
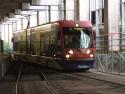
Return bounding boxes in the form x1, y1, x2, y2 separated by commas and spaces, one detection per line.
63, 27, 92, 48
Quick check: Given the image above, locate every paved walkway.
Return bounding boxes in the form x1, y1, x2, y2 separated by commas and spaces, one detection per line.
87, 70, 125, 86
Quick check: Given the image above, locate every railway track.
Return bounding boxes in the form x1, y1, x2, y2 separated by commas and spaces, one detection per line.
16, 63, 23, 94
15, 63, 56, 94
15, 63, 73, 94
40, 71, 72, 94
40, 72, 58, 94
11, 64, 125, 94
1, 63, 125, 94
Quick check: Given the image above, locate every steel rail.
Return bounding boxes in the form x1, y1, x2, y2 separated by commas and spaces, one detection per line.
40, 72, 58, 94
15, 63, 23, 94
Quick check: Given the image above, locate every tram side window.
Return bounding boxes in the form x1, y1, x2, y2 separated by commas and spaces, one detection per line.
44, 30, 61, 57
13, 37, 16, 51
45, 38, 50, 53
51, 24, 61, 50
17, 38, 20, 52
13, 36, 18, 51
51, 31, 61, 54
46, 32, 57, 56
30, 32, 35, 54
46, 37, 55, 56
27, 35, 31, 54
56, 32, 61, 49
40, 27, 60, 56
21, 32, 26, 53
20, 35, 22, 52
40, 34, 44, 55
41, 32, 51, 56
40, 33, 49, 56
20, 35, 25, 52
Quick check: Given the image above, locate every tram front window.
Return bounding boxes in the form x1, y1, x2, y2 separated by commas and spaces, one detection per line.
63, 27, 92, 48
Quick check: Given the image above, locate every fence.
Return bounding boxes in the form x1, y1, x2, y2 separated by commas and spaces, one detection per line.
95, 32, 125, 76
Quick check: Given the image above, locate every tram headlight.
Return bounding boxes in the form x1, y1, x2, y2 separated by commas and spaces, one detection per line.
90, 54, 94, 58
76, 23, 79, 27
86, 50, 91, 54
66, 54, 70, 59
69, 50, 74, 55
54, 54, 56, 57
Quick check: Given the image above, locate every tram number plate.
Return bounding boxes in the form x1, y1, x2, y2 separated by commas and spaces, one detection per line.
78, 65, 88, 68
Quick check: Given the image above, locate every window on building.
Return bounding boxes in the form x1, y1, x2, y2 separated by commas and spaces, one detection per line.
91, 11, 96, 25
102, 9, 104, 23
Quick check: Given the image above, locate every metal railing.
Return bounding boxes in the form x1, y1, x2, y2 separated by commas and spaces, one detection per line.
95, 32, 125, 76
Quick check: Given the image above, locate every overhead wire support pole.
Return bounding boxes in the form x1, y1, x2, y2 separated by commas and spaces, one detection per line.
48, 5, 51, 22
25, 15, 30, 54
8, 24, 9, 52
37, 11, 39, 25
63, 0, 66, 20
74, 0, 79, 21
